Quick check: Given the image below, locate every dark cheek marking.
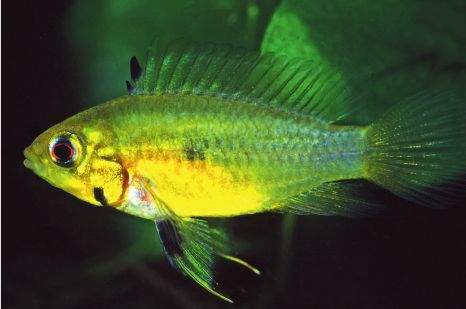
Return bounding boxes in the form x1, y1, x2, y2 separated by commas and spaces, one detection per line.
93, 156, 128, 208
93, 187, 109, 206
156, 220, 183, 257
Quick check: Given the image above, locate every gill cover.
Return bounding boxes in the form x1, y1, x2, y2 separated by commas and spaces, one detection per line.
88, 157, 128, 206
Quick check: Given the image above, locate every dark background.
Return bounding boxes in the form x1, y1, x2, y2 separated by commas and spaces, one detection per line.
4, 1, 466, 308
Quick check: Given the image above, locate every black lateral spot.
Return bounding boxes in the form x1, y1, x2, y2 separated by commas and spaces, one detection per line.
183, 139, 205, 161
156, 220, 183, 256
130, 56, 142, 82
184, 143, 196, 161
93, 187, 109, 206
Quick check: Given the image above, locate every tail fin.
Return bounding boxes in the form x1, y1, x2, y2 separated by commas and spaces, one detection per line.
366, 91, 466, 208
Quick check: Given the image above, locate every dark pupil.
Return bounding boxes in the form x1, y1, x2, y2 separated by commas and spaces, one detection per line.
54, 143, 73, 162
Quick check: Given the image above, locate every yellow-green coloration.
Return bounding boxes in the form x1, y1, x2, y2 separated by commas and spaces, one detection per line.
24, 42, 466, 302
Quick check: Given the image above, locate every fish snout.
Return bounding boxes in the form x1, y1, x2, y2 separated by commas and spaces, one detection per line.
24, 147, 33, 169
23, 145, 38, 170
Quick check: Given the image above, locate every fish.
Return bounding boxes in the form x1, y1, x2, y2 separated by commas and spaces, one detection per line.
23, 41, 466, 302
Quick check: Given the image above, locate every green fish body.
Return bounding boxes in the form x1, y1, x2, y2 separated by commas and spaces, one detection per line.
76, 94, 366, 218
24, 42, 466, 302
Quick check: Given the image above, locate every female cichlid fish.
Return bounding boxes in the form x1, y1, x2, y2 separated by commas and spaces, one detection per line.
24, 42, 466, 302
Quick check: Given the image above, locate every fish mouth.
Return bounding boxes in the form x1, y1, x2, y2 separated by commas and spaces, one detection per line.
23, 147, 35, 170
23, 158, 33, 169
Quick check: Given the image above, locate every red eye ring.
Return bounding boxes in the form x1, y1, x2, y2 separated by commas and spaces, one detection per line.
49, 138, 77, 167
52, 142, 73, 160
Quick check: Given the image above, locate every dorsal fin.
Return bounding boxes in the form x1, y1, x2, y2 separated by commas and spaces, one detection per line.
127, 41, 354, 122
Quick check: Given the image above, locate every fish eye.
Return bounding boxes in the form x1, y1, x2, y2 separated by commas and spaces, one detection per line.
49, 133, 83, 167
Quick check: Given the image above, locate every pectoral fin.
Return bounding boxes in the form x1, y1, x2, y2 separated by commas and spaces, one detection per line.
155, 216, 233, 302
132, 174, 259, 303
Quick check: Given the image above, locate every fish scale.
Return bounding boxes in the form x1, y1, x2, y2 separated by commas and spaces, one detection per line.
24, 42, 466, 302
98, 94, 368, 213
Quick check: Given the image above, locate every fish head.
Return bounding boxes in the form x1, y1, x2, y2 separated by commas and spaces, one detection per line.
24, 111, 128, 207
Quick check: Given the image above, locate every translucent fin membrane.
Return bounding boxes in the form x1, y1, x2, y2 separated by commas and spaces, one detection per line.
127, 41, 354, 123
280, 180, 384, 218
170, 218, 233, 303
366, 91, 466, 208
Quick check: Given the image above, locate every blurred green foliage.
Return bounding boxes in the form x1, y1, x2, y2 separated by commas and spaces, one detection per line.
67, 0, 466, 121
263, 0, 466, 121
66, 0, 279, 105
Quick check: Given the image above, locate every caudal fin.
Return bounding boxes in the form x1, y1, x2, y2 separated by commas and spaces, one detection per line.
366, 91, 466, 208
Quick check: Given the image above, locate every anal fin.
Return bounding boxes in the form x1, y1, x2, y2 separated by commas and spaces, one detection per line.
279, 180, 385, 218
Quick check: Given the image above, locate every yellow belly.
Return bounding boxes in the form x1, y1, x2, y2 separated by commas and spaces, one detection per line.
135, 159, 264, 217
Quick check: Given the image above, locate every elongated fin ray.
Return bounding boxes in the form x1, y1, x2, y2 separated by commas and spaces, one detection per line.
220, 254, 261, 275
279, 180, 384, 218
127, 41, 354, 122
